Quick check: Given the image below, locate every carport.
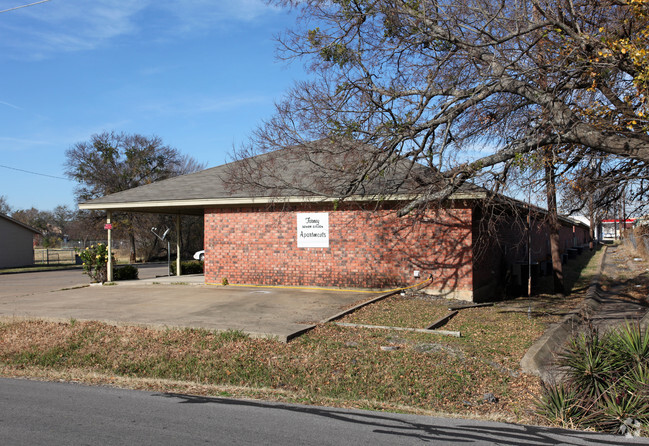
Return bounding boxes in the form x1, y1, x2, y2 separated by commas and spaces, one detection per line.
79, 177, 213, 282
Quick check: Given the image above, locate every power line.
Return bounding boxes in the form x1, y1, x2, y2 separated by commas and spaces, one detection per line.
0, 0, 52, 14
0, 163, 70, 181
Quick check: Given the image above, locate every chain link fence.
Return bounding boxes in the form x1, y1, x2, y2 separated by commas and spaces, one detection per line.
34, 248, 80, 265
624, 229, 649, 259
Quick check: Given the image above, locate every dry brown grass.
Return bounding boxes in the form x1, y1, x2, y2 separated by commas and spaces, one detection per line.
0, 318, 546, 424
0, 247, 606, 425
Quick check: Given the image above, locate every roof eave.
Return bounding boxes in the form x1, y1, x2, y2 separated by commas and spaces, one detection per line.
78, 191, 487, 212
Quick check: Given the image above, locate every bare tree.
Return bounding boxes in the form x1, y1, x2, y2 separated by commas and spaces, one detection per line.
226, 0, 649, 295
234, 0, 647, 212
0, 195, 11, 215
65, 132, 204, 261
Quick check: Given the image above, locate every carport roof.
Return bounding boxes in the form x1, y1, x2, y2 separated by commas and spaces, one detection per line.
79, 141, 487, 215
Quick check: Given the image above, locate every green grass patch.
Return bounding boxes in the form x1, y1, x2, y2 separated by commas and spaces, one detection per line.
344, 297, 450, 328
536, 246, 601, 295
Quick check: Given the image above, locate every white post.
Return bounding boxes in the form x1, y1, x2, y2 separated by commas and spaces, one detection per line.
107, 211, 113, 282
176, 214, 181, 276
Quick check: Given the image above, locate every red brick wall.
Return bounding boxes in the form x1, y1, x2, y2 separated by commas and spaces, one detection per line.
559, 223, 589, 251
204, 205, 473, 291
472, 204, 591, 299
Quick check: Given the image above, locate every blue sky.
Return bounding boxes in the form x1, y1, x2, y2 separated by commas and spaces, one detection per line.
0, 0, 306, 211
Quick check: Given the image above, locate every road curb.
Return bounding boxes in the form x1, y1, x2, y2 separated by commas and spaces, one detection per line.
319, 290, 401, 324
520, 246, 606, 382
278, 290, 402, 342
0, 266, 83, 275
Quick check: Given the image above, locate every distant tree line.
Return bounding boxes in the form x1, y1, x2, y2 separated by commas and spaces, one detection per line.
1, 196, 203, 261
1, 131, 206, 261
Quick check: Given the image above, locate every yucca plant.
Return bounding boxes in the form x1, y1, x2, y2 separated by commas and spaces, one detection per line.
538, 323, 649, 436
584, 388, 649, 436
610, 322, 649, 368
537, 382, 585, 429
559, 328, 616, 398
622, 362, 649, 395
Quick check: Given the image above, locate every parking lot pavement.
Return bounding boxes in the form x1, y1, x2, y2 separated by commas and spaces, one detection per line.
0, 264, 171, 298
0, 269, 378, 341
0, 269, 88, 298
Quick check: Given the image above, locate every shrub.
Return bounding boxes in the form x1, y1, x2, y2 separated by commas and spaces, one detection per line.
169, 260, 204, 275
113, 264, 139, 281
77, 244, 114, 283
538, 322, 649, 437
537, 383, 584, 429
560, 329, 616, 398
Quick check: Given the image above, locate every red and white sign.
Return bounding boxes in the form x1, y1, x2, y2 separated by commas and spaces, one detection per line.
104, 223, 113, 230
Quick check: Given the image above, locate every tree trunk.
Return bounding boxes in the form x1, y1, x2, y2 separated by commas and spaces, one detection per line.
621, 193, 626, 239
129, 230, 137, 263
146, 237, 158, 262
545, 155, 565, 295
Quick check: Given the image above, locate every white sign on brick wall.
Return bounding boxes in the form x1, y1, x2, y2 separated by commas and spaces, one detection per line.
297, 213, 329, 248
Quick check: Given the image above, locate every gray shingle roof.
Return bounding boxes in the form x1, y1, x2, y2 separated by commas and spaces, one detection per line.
79, 141, 485, 214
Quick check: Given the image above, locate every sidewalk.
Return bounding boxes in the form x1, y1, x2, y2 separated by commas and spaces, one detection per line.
111, 273, 205, 286
521, 243, 649, 382
594, 244, 649, 331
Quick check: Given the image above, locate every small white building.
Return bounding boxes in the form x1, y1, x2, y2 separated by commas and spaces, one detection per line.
0, 213, 40, 268
599, 218, 634, 240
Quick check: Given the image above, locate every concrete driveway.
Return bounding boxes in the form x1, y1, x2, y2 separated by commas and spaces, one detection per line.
0, 269, 380, 341
0, 264, 168, 298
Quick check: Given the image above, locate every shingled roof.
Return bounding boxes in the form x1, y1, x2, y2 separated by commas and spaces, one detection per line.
79, 141, 486, 215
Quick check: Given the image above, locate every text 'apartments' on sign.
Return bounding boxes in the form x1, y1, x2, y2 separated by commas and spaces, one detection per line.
297, 213, 329, 248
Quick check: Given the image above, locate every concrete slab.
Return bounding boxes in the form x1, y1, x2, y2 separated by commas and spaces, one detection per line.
0, 270, 379, 342
521, 244, 649, 382
520, 248, 605, 382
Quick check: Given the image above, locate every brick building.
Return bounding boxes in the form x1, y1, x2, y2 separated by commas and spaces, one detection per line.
80, 143, 589, 301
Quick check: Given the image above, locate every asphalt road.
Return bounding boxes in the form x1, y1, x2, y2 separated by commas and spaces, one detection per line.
0, 378, 644, 445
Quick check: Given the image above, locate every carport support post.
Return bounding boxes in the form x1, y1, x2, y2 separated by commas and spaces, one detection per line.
107, 211, 113, 282
175, 214, 181, 276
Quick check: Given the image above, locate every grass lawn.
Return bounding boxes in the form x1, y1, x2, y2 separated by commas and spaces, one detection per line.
0, 247, 604, 426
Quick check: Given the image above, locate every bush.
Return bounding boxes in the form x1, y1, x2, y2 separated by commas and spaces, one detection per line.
113, 264, 139, 281
538, 322, 649, 437
169, 260, 204, 275
77, 244, 114, 283
537, 383, 584, 430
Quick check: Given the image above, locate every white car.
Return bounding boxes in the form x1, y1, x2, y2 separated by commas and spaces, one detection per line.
193, 250, 205, 261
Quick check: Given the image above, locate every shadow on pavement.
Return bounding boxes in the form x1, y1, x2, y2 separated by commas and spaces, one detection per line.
154, 392, 637, 445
